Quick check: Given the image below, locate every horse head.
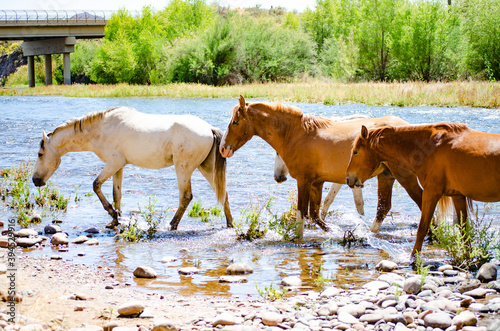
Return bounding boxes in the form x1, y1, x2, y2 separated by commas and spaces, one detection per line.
32, 130, 61, 187
273, 153, 289, 183
220, 95, 255, 158
346, 125, 380, 188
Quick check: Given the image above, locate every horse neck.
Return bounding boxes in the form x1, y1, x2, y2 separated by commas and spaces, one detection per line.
375, 127, 435, 173
50, 126, 95, 155
248, 106, 304, 155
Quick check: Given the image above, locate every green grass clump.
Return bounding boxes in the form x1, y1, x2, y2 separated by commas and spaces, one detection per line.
431, 206, 499, 270
188, 199, 222, 223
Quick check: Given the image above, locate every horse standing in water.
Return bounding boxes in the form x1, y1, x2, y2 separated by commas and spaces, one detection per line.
32, 107, 233, 230
219, 96, 423, 237
346, 123, 500, 256
274, 114, 369, 219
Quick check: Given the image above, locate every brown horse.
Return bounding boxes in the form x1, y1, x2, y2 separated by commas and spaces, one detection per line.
219, 96, 424, 237
346, 123, 500, 256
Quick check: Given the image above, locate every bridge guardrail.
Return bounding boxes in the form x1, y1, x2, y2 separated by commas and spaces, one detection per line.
0, 9, 112, 25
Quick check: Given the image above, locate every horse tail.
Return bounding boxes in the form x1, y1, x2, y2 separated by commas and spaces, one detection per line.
436, 196, 453, 222
209, 128, 227, 205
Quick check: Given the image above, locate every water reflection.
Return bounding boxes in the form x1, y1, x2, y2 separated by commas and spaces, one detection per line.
1, 96, 499, 297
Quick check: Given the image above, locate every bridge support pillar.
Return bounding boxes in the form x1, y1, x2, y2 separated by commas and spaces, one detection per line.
45, 54, 52, 86
63, 53, 71, 85
28, 56, 35, 88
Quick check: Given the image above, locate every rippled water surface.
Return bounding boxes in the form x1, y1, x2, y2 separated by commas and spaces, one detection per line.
1, 96, 499, 297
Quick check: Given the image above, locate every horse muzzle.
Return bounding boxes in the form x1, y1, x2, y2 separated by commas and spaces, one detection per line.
346, 175, 363, 189
274, 174, 287, 183
32, 176, 46, 187
219, 145, 234, 158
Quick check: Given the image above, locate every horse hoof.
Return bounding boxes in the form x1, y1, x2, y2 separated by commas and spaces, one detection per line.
105, 222, 118, 229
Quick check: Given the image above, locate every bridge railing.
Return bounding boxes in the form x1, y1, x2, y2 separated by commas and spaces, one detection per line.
0, 10, 112, 25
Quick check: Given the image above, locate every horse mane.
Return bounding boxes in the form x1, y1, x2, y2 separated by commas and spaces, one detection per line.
48, 107, 120, 138
361, 122, 469, 149
251, 102, 332, 132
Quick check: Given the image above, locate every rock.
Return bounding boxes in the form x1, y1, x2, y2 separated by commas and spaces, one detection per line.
133, 266, 157, 278
463, 287, 488, 298
212, 312, 243, 326
161, 256, 178, 263
84, 227, 99, 234
44, 224, 61, 234
103, 321, 119, 331
219, 275, 247, 283
226, 262, 253, 275
0, 263, 6, 274
316, 302, 338, 316
424, 312, 452, 329
29, 212, 42, 223
178, 267, 199, 275
16, 237, 43, 248
403, 277, 421, 294
477, 263, 497, 283
363, 280, 390, 291
457, 279, 481, 293
85, 238, 99, 245
118, 301, 145, 316
72, 235, 89, 244
338, 304, 365, 318
320, 286, 341, 297
376, 260, 398, 272
0, 235, 10, 248
452, 310, 477, 328
359, 313, 383, 324
281, 276, 302, 287
487, 319, 500, 331
15, 229, 38, 237
394, 322, 411, 331
261, 311, 283, 326
338, 311, 359, 324
151, 319, 178, 331
50, 233, 69, 245
50, 255, 62, 260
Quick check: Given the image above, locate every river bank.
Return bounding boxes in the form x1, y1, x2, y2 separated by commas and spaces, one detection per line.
1, 253, 500, 330
1, 81, 499, 109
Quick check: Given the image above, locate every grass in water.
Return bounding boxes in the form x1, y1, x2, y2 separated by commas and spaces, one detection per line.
431, 205, 500, 271
188, 199, 222, 223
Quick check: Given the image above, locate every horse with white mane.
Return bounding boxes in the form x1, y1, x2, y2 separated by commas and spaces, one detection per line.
32, 106, 233, 230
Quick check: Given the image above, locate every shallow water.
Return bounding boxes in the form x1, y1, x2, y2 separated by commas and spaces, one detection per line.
1, 96, 499, 297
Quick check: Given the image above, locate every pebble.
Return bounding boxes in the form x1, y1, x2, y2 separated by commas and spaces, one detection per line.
211, 312, 243, 326
281, 276, 302, 287
16, 237, 43, 248
15, 229, 38, 237
118, 301, 145, 316
72, 235, 89, 244
50, 233, 69, 245
133, 266, 157, 278
477, 263, 497, 283
376, 260, 399, 272
219, 275, 248, 283
226, 262, 253, 275
44, 224, 61, 234
161, 256, 178, 263
85, 238, 99, 245
84, 227, 99, 234
151, 319, 178, 331
178, 267, 200, 275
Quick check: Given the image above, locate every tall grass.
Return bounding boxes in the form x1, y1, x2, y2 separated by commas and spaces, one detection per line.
1, 81, 498, 108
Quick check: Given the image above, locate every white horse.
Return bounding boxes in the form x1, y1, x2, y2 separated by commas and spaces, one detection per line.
32, 107, 233, 230
273, 114, 368, 219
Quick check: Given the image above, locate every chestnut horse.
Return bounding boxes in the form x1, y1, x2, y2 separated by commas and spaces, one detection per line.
346, 123, 500, 256
219, 96, 424, 237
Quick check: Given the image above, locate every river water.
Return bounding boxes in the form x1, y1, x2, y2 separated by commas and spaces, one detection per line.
1, 96, 499, 297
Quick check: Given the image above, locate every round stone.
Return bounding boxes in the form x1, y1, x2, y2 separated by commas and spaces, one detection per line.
118, 301, 145, 316
133, 266, 157, 278
226, 262, 253, 275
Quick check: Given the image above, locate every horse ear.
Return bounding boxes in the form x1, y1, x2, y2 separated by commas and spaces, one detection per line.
42, 130, 49, 144
239, 95, 246, 111
360, 125, 368, 139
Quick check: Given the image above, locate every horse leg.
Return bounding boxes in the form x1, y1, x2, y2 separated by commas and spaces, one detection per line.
170, 172, 194, 231
296, 181, 311, 239
321, 183, 341, 219
112, 167, 124, 216
198, 163, 233, 228
452, 195, 468, 225
352, 187, 364, 215
387, 165, 423, 209
93, 162, 125, 228
310, 182, 330, 231
371, 171, 395, 233
412, 191, 441, 257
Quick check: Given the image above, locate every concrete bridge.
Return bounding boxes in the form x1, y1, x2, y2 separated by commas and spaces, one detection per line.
0, 10, 111, 87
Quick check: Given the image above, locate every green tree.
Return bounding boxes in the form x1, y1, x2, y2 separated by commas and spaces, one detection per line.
460, 0, 500, 80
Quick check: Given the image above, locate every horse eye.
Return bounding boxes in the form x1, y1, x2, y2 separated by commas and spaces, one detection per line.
353, 150, 358, 155
232, 120, 238, 125
38, 153, 43, 158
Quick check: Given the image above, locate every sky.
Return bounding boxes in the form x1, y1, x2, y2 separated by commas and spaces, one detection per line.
0, 0, 317, 13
